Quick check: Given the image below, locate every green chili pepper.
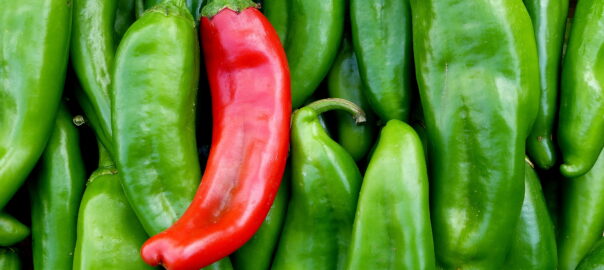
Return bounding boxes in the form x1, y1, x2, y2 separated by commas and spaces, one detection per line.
503, 158, 557, 269
523, 0, 569, 169
557, 149, 604, 270
410, 0, 540, 268
0, 0, 72, 210
145, 0, 205, 23
73, 145, 155, 270
327, 38, 376, 162
350, 0, 412, 121
558, 0, 604, 177
347, 119, 435, 270
29, 103, 86, 270
0, 248, 20, 270
264, 0, 344, 108
272, 98, 364, 270
577, 238, 604, 270
0, 213, 29, 247
231, 166, 290, 270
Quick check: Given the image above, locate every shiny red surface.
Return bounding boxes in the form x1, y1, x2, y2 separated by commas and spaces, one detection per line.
141, 7, 291, 270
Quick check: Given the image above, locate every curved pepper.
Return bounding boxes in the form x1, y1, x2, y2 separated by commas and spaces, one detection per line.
264, 0, 344, 108
29, 103, 85, 270
141, 1, 290, 268
0, 0, 72, 210
327, 37, 376, 162
410, 0, 540, 268
503, 158, 557, 269
577, 238, 604, 270
350, 0, 412, 121
524, 0, 569, 169
558, 0, 604, 177
0, 248, 20, 270
112, 0, 201, 235
0, 213, 29, 247
347, 120, 435, 270
557, 148, 604, 270
272, 98, 364, 270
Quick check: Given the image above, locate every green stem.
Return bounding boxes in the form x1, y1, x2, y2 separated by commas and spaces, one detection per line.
201, 0, 258, 18
306, 98, 367, 125
97, 141, 115, 169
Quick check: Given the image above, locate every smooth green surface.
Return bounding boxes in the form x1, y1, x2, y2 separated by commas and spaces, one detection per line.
347, 120, 435, 270
0, 0, 72, 210
29, 103, 86, 270
0, 213, 29, 247
558, 0, 604, 177
410, 0, 540, 268
263, 0, 288, 43
350, 0, 412, 121
0, 249, 20, 270
577, 238, 604, 270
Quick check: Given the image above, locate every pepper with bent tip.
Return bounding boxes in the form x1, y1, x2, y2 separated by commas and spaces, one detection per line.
0, 213, 29, 247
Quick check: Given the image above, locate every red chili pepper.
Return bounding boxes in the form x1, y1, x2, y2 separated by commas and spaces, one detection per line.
140, 1, 291, 269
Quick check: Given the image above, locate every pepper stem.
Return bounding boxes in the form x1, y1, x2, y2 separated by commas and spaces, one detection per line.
201, 0, 258, 18
97, 141, 116, 169
306, 98, 367, 125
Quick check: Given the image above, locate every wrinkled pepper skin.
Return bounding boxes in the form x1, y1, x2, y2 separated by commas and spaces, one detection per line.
350, 0, 412, 121
558, 0, 604, 178
347, 120, 435, 270
112, 0, 201, 235
272, 99, 364, 270
0, 0, 72, 210
577, 238, 604, 270
557, 149, 604, 270
264, 0, 344, 108
523, 0, 569, 169
231, 167, 290, 270
0, 249, 20, 270
29, 103, 85, 270
73, 146, 155, 270
145, 0, 205, 23
410, 1, 540, 268
503, 159, 557, 270
0, 213, 29, 247
328, 38, 376, 162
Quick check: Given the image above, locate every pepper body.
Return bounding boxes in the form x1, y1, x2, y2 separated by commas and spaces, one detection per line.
347, 120, 434, 270
558, 0, 604, 177
0, 249, 20, 270
503, 159, 557, 270
350, 0, 412, 121
0, 213, 29, 247
262, 0, 287, 42
410, 0, 540, 268
112, 0, 201, 235
29, 103, 85, 270
523, 0, 569, 169
577, 238, 604, 270
557, 149, 604, 270
0, 0, 72, 210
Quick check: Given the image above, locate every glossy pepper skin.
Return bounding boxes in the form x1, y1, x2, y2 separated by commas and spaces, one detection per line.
141, 1, 290, 268
112, 0, 201, 235
0, 213, 29, 247
503, 159, 557, 269
523, 0, 569, 169
145, 0, 205, 24
558, 0, 604, 177
577, 238, 604, 270
272, 99, 364, 270
350, 0, 412, 121
347, 120, 435, 270
29, 103, 85, 270
73, 146, 155, 270
328, 38, 376, 162
0, 0, 72, 210
231, 166, 290, 270
264, 0, 344, 108
410, 0, 540, 268
557, 149, 604, 270
0, 249, 20, 270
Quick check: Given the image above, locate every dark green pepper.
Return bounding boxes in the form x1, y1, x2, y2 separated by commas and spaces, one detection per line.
0, 248, 20, 270
350, 0, 412, 121
262, 0, 287, 42
272, 99, 364, 270
347, 119, 435, 270
410, 0, 540, 268
577, 238, 604, 270
0, 213, 29, 247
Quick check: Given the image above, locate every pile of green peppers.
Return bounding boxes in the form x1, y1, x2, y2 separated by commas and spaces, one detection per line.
1, 0, 604, 269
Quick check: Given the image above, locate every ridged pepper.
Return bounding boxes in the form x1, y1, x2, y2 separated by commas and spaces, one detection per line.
264, 0, 344, 108
503, 159, 557, 269
327, 38, 376, 162
350, 0, 412, 121
29, 103, 85, 270
0, 0, 72, 210
410, 0, 540, 268
112, 0, 201, 235
347, 120, 434, 270
523, 0, 569, 169
577, 238, 604, 270
0, 213, 29, 247
0, 248, 20, 270
145, 0, 205, 24
557, 148, 604, 270
558, 0, 604, 177
272, 99, 364, 270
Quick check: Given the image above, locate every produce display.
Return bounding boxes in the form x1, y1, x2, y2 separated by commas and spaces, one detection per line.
1, 0, 603, 269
